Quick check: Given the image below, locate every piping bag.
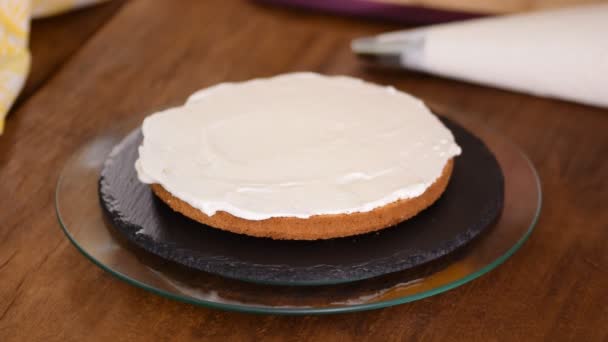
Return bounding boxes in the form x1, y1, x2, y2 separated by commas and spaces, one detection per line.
352, 4, 608, 108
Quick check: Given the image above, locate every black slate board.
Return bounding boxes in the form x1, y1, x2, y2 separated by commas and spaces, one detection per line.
99, 118, 504, 285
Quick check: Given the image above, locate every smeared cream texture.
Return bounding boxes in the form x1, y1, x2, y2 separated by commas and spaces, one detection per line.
135, 73, 461, 220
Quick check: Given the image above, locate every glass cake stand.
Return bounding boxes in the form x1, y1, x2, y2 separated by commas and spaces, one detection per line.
56, 114, 541, 315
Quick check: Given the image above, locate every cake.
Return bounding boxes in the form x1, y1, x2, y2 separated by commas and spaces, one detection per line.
135, 73, 462, 240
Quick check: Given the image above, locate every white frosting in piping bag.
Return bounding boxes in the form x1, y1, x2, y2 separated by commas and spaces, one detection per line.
135, 73, 461, 220
377, 4, 608, 108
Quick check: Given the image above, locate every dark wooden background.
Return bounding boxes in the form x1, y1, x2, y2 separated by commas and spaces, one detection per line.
1, 1, 606, 341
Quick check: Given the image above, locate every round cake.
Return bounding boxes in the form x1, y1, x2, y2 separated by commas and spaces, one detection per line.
135, 73, 462, 240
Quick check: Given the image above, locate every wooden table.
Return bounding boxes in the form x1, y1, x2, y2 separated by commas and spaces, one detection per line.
1, 1, 606, 340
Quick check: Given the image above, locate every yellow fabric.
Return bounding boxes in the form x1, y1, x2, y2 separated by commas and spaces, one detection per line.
0, 0, 105, 134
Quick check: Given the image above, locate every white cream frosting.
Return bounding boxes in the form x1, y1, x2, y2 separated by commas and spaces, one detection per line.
135, 73, 461, 220
375, 4, 608, 108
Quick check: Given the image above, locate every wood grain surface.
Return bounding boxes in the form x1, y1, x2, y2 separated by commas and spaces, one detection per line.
16, 0, 126, 107
0, 1, 607, 341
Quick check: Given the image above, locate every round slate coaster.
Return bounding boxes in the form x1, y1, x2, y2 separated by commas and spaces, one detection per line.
99, 118, 504, 285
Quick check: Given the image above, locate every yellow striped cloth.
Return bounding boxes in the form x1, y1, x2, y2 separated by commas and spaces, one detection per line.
0, 0, 105, 134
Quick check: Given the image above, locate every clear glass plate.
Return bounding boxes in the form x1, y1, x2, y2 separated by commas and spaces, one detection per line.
56, 115, 541, 315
